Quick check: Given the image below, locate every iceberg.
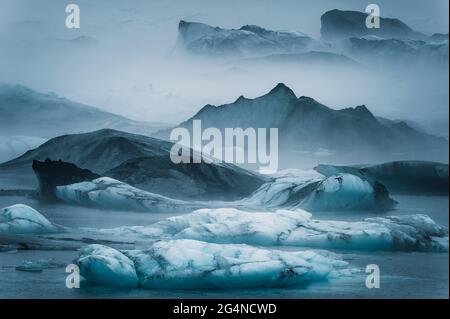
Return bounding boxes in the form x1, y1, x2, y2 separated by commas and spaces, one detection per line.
77, 244, 139, 288
243, 173, 397, 211
55, 177, 196, 213
177, 21, 315, 57
76, 240, 354, 289
91, 209, 448, 252
315, 161, 449, 196
15, 258, 66, 272
0, 204, 62, 235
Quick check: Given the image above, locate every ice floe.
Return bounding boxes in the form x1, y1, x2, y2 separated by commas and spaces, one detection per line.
76, 240, 354, 289
15, 258, 66, 272
90, 208, 448, 252
243, 173, 397, 211
55, 177, 196, 213
0, 204, 62, 235
55, 174, 396, 212
77, 244, 139, 288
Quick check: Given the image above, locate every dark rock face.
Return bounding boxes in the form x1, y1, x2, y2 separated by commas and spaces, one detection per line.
32, 159, 99, 199
5, 129, 173, 174
105, 155, 269, 201
5, 130, 269, 201
320, 9, 420, 41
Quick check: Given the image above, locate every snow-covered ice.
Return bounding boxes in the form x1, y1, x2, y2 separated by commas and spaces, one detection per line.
76, 240, 354, 289
90, 208, 448, 252
55, 173, 396, 213
55, 177, 195, 213
243, 173, 397, 211
77, 244, 139, 288
0, 204, 62, 235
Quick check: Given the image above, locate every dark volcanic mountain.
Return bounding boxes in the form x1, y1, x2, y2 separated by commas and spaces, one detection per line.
0, 84, 167, 138
2, 129, 172, 173
160, 83, 448, 164
104, 155, 268, 200
1, 129, 268, 200
320, 9, 423, 41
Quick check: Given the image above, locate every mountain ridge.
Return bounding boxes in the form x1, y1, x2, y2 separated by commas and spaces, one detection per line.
0, 83, 167, 139
157, 83, 448, 163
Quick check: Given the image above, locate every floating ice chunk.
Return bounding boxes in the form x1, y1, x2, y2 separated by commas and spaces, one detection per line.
315, 161, 449, 196
77, 244, 139, 288
15, 258, 66, 272
244, 174, 397, 211
56, 177, 195, 213
76, 240, 353, 289
93, 209, 448, 252
0, 204, 61, 235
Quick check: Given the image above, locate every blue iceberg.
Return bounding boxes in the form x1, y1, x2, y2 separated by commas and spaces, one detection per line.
76, 240, 354, 289
90, 208, 448, 252
55, 177, 195, 213
243, 173, 397, 211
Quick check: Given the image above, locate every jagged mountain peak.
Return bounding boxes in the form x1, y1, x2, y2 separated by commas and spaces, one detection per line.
351, 104, 375, 117
297, 95, 318, 103
266, 83, 297, 99
165, 83, 447, 163
337, 104, 378, 122
235, 95, 247, 102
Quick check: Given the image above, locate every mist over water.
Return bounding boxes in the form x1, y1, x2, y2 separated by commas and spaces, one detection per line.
0, 0, 448, 137
0, 0, 448, 299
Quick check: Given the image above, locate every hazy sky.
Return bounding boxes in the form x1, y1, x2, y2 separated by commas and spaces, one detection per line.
0, 0, 448, 135
1, 0, 448, 40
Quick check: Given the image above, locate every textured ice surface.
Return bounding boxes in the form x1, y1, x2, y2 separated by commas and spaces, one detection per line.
244, 173, 397, 211
77, 244, 139, 288
315, 161, 449, 196
56, 177, 195, 213
92, 209, 448, 252
0, 204, 61, 235
76, 240, 354, 289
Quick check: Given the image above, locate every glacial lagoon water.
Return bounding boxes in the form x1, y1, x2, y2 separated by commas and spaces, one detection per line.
0, 195, 448, 299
